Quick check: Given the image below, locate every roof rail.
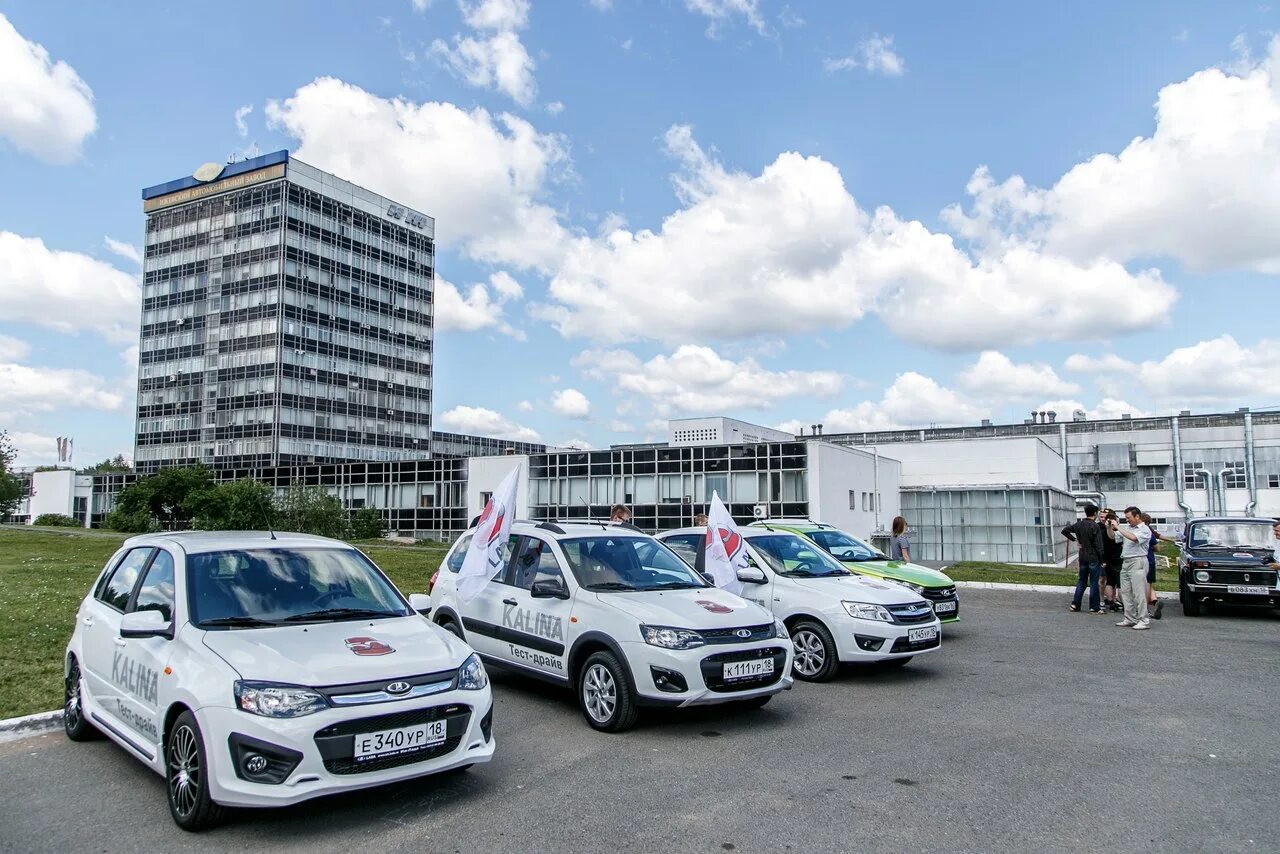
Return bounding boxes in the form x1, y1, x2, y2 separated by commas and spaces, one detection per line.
535, 521, 566, 534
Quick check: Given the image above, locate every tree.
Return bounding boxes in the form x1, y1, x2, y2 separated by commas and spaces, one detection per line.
0, 431, 23, 519
194, 478, 277, 531
350, 507, 387, 540
113, 465, 216, 529
80, 455, 132, 474
103, 506, 157, 533
276, 485, 350, 539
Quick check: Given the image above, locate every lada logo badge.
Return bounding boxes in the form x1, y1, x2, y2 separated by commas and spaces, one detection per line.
1244, 573, 1251, 582
345, 636, 395, 656
385, 681, 411, 694
735, 629, 752, 638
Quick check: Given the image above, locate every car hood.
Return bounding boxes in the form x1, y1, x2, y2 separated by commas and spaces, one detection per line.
201, 616, 467, 685
839, 558, 954, 587
786, 573, 922, 605
592, 586, 773, 629
1184, 547, 1275, 566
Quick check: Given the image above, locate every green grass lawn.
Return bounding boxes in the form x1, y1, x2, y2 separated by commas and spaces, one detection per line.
0, 526, 451, 720
945, 560, 1179, 593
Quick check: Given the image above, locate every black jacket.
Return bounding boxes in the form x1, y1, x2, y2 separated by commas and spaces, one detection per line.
1062, 518, 1106, 564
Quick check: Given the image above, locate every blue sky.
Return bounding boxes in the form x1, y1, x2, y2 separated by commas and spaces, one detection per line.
2, 0, 1279, 465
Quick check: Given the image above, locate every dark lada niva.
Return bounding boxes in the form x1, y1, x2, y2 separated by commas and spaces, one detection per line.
1178, 517, 1280, 616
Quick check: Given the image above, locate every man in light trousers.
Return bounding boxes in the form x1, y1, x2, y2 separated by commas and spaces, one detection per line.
1108, 505, 1153, 630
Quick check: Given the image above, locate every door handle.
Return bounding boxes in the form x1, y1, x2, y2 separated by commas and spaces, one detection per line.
82, 617, 94, 626
113, 637, 127, 647
502, 598, 518, 606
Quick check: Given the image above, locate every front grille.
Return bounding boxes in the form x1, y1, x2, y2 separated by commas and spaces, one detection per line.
700, 647, 786, 693
315, 703, 472, 776
887, 603, 935, 625
315, 668, 458, 706
701, 624, 774, 644
921, 586, 957, 600
1206, 569, 1278, 586
890, 633, 941, 653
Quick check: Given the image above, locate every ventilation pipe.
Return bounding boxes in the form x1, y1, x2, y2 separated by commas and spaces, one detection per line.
1216, 467, 1232, 517
1059, 422, 1068, 489
1244, 411, 1258, 517
1192, 469, 1215, 515
1171, 416, 1194, 522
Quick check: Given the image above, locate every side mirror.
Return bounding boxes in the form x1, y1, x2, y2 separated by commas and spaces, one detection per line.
737, 566, 767, 584
120, 609, 173, 640
408, 593, 432, 616
530, 578, 571, 600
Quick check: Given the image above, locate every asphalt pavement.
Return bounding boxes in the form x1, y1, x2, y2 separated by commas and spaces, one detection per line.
1, 589, 1276, 854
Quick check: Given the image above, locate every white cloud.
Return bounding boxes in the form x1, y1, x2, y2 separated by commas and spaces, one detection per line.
0, 13, 96, 163
588, 0, 613, 10
234, 104, 253, 138
266, 78, 569, 269
945, 37, 1280, 274
0, 361, 124, 420
432, 0, 537, 106
551, 388, 591, 418
0, 231, 140, 344
0, 334, 30, 362
1063, 352, 1135, 373
437, 404, 541, 441
1036, 398, 1148, 422
684, 0, 766, 37
545, 100, 565, 115
7, 430, 58, 467
1128, 335, 1280, 406
543, 125, 1174, 349
554, 438, 593, 450
957, 351, 1081, 399
575, 344, 842, 417
778, 372, 988, 434
516, 399, 535, 412
824, 34, 905, 76
461, 0, 530, 30
433, 272, 526, 338
411, 0, 435, 10
609, 419, 635, 432
103, 236, 142, 266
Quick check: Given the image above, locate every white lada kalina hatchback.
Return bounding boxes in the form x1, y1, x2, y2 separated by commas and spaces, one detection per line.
62, 532, 494, 831
429, 521, 794, 732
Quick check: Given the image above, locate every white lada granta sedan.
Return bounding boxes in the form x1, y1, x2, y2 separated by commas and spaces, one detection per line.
62, 531, 494, 831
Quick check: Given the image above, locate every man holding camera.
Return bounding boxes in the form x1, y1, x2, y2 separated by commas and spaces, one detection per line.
1108, 506, 1154, 630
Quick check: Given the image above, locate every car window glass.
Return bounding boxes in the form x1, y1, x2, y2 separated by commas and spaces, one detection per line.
132, 549, 176, 621
446, 535, 473, 573
98, 548, 154, 612
511, 537, 566, 590
93, 549, 128, 600
809, 530, 881, 560
662, 534, 702, 567
748, 534, 850, 578
560, 536, 707, 591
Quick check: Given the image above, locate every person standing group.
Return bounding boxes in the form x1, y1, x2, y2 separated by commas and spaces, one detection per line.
1105, 506, 1155, 630
1062, 504, 1106, 613
1065, 505, 1161, 627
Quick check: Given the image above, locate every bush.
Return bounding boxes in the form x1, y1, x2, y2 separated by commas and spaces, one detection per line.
350, 507, 387, 540
32, 513, 80, 527
194, 478, 277, 531
103, 507, 158, 534
276, 485, 350, 539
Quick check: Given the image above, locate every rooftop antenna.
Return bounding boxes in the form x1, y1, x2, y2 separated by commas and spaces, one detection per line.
257, 489, 277, 540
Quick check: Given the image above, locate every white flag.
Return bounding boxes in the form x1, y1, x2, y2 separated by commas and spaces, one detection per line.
704, 491, 745, 596
456, 466, 520, 603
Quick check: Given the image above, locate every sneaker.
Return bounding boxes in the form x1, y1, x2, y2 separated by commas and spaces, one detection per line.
1152, 601, 1164, 620
1116, 620, 1135, 627
1112, 602, 1125, 612
1089, 609, 1102, 614
1132, 622, 1150, 630
1069, 603, 1081, 612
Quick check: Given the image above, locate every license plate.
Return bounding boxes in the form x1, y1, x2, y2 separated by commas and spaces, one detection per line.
1227, 585, 1269, 595
908, 626, 939, 643
934, 601, 957, 614
354, 719, 446, 761
723, 658, 774, 681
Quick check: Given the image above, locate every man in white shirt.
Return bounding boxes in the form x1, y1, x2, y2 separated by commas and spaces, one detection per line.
1109, 505, 1153, 630
1271, 519, 1280, 590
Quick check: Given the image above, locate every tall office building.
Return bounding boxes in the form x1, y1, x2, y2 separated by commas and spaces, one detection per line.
135, 151, 436, 474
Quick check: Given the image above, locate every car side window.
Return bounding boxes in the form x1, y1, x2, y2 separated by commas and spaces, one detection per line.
663, 535, 701, 568
131, 549, 176, 622
511, 537, 566, 590
98, 548, 154, 612
446, 535, 473, 572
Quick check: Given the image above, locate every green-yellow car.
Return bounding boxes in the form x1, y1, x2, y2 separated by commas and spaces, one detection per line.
750, 521, 960, 623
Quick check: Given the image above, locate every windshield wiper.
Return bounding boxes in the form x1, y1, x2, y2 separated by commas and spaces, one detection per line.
199, 616, 281, 628
584, 581, 639, 591
647, 581, 706, 590
282, 607, 403, 623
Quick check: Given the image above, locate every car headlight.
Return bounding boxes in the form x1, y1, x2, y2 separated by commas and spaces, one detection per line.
457, 653, 488, 690
893, 580, 925, 594
772, 617, 789, 640
1194, 570, 1210, 583
640, 625, 705, 649
234, 681, 327, 718
842, 601, 893, 622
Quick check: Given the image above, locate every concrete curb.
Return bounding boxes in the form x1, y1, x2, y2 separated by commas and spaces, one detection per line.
0, 709, 60, 741
953, 580, 1178, 599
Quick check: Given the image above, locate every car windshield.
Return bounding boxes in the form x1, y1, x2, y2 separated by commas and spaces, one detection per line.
808, 529, 883, 561
749, 534, 851, 577
1187, 523, 1277, 550
188, 547, 410, 628
559, 536, 709, 591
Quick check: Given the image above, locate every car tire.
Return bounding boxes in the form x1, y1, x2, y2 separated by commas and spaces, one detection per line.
166, 710, 226, 832
577, 651, 639, 733
790, 620, 839, 682
62, 657, 98, 742
1180, 585, 1201, 617
437, 617, 465, 640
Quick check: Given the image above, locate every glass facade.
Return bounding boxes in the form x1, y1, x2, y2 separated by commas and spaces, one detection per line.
900, 486, 1076, 565
135, 155, 435, 474
528, 442, 810, 531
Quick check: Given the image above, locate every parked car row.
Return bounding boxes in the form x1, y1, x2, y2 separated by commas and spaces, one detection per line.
62, 520, 958, 830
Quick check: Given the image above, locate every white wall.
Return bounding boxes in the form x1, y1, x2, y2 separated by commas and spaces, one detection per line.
805, 442, 901, 539
29, 469, 75, 521
864, 437, 1066, 491
464, 456, 530, 523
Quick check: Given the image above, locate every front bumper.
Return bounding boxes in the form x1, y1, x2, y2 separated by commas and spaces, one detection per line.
1186, 583, 1280, 608
832, 615, 943, 662
923, 591, 960, 623
622, 640, 794, 707
200, 686, 495, 808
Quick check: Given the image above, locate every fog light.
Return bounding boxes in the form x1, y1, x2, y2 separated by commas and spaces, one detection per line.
854, 634, 885, 652
650, 666, 688, 693
1195, 570, 1210, 583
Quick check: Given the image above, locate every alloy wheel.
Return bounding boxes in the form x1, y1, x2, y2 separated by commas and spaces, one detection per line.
792, 629, 825, 677
582, 663, 617, 724
64, 661, 82, 731
168, 725, 201, 818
